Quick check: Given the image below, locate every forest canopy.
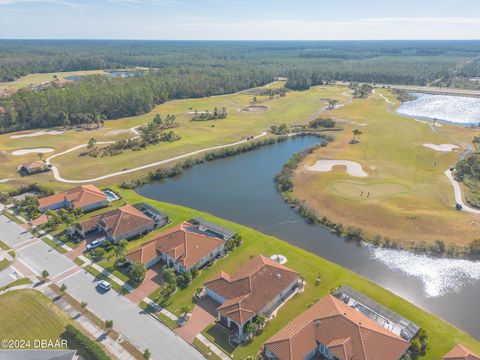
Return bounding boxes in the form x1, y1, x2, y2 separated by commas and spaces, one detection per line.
1, 40, 480, 133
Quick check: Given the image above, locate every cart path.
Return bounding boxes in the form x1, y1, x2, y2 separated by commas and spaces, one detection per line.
46, 131, 268, 183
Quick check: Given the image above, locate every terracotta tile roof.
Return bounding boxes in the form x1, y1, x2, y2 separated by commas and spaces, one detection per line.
127, 240, 158, 264
444, 344, 480, 360
23, 161, 47, 171
126, 222, 224, 269
77, 204, 153, 239
0, 106, 5, 113
204, 255, 300, 325
264, 294, 410, 360
38, 184, 106, 209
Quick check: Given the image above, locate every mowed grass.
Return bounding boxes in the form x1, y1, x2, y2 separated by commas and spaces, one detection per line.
294, 89, 480, 247
0, 83, 347, 191
117, 187, 480, 359
0, 70, 106, 91
0, 289, 69, 347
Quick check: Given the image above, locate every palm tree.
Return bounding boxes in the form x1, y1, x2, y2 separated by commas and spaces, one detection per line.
352, 128, 362, 142
114, 240, 128, 263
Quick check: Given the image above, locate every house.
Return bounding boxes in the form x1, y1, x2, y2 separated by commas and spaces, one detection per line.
76, 204, 155, 243
444, 344, 480, 360
204, 255, 300, 341
264, 294, 410, 360
20, 161, 49, 175
334, 285, 420, 341
38, 184, 107, 212
127, 220, 230, 272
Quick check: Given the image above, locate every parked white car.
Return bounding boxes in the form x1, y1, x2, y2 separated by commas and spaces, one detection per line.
86, 238, 105, 251
97, 280, 111, 292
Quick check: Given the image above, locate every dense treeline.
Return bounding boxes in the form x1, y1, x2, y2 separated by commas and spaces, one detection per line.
2, 40, 480, 132
0, 67, 272, 133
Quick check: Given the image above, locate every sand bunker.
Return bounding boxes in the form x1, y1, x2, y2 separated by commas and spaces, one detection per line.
12, 148, 54, 156
10, 130, 64, 139
423, 143, 459, 152
241, 105, 269, 112
305, 160, 368, 177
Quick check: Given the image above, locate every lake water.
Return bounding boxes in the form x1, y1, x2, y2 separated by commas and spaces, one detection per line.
396, 92, 480, 124
136, 136, 480, 339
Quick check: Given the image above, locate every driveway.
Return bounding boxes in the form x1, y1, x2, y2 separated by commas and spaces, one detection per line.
126, 265, 163, 305
0, 215, 37, 248
175, 304, 216, 344
63, 270, 203, 360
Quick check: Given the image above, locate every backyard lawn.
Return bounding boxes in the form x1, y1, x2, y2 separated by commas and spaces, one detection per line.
116, 187, 480, 360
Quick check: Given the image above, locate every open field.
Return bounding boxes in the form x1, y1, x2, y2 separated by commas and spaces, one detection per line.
293, 89, 480, 247
0, 289, 69, 346
0, 70, 106, 91
0, 82, 346, 191
112, 187, 480, 359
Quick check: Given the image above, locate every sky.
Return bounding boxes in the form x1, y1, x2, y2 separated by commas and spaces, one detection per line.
1, 0, 480, 40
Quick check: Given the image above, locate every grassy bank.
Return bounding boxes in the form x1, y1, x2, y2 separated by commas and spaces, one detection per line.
116, 187, 480, 359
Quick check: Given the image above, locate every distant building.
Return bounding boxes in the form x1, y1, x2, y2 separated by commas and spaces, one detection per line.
38, 184, 107, 212
204, 255, 300, 342
0, 349, 78, 360
127, 219, 233, 272
20, 160, 49, 175
444, 344, 480, 360
76, 204, 155, 244
264, 294, 410, 360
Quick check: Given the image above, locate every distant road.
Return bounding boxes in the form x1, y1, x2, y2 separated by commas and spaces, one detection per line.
336, 81, 480, 97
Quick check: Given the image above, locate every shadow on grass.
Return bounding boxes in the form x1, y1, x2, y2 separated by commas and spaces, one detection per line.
205, 324, 238, 354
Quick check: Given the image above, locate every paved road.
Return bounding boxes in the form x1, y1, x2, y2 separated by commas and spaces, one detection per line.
0, 215, 36, 248
62, 270, 203, 360
0, 215, 204, 360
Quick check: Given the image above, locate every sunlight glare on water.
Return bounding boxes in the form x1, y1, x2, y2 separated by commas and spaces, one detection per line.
396, 93, 480, 124
367, 244, 480, 297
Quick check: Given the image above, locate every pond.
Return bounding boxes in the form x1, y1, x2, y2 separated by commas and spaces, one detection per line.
136, 136, 480, 339
396, 92, 480, 125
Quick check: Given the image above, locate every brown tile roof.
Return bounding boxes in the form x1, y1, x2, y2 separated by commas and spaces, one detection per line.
77, 204, 153, 239
444, 344, 480, 360
204, 255, 300, 325
127, 240, 158, 264
23, 161, 47, 171
127, 222, 224, 268
264, 294, 410, 360
38, 184, 106, 209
